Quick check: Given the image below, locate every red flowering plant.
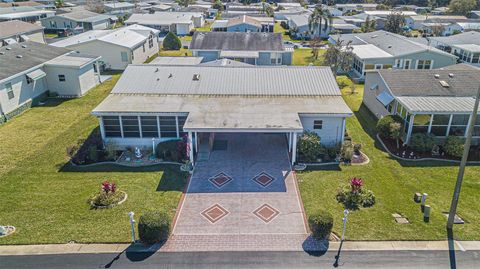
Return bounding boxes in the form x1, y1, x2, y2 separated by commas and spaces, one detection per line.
89, 180, 124, 208
176, 134, 189, 161
336, 177, 375, 210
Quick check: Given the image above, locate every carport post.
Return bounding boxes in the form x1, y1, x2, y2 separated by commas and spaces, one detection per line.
292, 132, 297, 165
188, 131, 194, 165
288, 132, 292, 152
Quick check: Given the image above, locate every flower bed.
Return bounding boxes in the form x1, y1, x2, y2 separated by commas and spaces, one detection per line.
89, 181, 127, 209
67, 129, 122, 165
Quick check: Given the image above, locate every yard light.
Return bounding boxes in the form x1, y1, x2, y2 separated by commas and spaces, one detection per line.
341, 209, 349, 241
152, 137, 156, 156
128, 212, 136, 243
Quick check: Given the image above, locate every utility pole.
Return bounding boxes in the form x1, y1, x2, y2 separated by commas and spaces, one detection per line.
447, 85, 480, 229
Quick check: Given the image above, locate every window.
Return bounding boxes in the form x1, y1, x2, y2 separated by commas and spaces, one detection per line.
5, 82, 14, 100
121, 116, 140, 137
142, 44, 145, 53
270, 53, 281, 65
449, 114, 469, 136
26, 75, 33, 84
404, 59, 411, 69
148, 35, 154, 48
430, 114, 450, 136
417, 60, 432, 70
394, 59, 402, 68
374, 64, 382, 69
103, 116, 122, 137
121, 52, 128, 62
58, 74, 65, 82
412, 114, 431, 134
140, 116, 158, 137
159, 116, 177, 138
313, 120, 323, 130
177, 115, 187, 137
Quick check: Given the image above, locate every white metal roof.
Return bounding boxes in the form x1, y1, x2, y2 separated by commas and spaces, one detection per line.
26, 69, 46, 80
397, 96, 478, 113
109, 65, 342, 96
351, 44, 392, 59
219, 50, 259, 58
125, 12, 202, 25
148, 56, 204, 65
453, 44, 480, 53
45, 53, 99, 67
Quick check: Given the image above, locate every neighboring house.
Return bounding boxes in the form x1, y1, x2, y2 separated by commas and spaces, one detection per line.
274, 6, 309, 20
91, 65, 353, 166
223, 4, 265, 18
329, 30, 458, 81
469, 11, 480, 19
286, 14, 358, 39
0, 42, 101, 122
432, 7, 449, 15
51, 24, 160, 70
211, 15, 274, 32
41, 10, 115, 34
149, 3, 177, 12
103, 2, 135, 15
363, 64, 480, 144
406, 15, 468, 30
429, 32, 480, 66
0, 6, 54, 22
125, 12, 204, 35
148, 56, 204, 65
0, 20, 45, 46
189, 32, 293, 65
334, 4, 378, 14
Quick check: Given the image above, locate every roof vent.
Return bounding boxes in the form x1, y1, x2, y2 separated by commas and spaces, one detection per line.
434, 74, 440, 79
168, 73, 172, 78
371, 35, 378, 38
0, 52, 4, 55
16, 55, 22, 58
21, 44, 27, 48
5, 47, 11, 50
155, 68, 159, 72
193, 74, 200, 81
448, 73, 454, 78
439, 80, 449, 88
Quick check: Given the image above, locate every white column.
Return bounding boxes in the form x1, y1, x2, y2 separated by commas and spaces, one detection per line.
292, 132, 297, 165
446, 114, 453, 137
194, 131, 198, 154
137, 116, 142, 138
188, 131, 194, 165
288, 132, 292, 152
119, 115, 124, 138
175, 116, 180, 138
464, 114, 473, 138
427, 114, 433, 133
99, 116, 106, 141
405, 114, 415, 144
341, 118, 346, 144
95, 60, 101, 83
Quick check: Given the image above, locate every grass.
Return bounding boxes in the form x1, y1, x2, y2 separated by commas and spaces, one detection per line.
144, 52, 160, 63
0, 76, 188, 244
274, 22, 292, 41
196, 21, 212, 32
292, 48, 325, 66
159, 48, 192, 57
44, 33, 58, 39
297, 80, 480, 241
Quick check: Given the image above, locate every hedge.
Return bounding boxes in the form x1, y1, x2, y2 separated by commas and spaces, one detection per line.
138, 211, 171, 244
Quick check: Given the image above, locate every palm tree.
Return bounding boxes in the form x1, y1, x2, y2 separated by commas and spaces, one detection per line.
308, 7, 332, 38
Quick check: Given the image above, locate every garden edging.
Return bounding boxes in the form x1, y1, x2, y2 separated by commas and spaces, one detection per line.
376, 134, 480, 164
90, 191, 128, 209
69, 160, 182, 168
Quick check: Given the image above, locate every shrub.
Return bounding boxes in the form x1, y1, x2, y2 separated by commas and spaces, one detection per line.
138, 211, 171, 244
409, 133, 436, 152
155, 139, 184, 162
336, 177, 376, 210
336, 76, 352, 89
163, 32, 182, 50
444, 136, 464, 158
361, 190, 376, 207
88, 181, 124, 207
308, 210, 333, 240
353, 143, 362, 155
297, 131, 323, 162
341, 140, 354, 162
88, 146, 98, 162
376, 115, 403, 138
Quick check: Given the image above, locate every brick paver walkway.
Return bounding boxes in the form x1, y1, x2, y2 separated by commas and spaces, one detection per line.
169, 133, 311, 251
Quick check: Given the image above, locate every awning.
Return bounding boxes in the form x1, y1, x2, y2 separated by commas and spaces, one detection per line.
3, 38, 17, 45
220, 50, 259, 59
376, 91, 395, 106
26, 69, 46, 81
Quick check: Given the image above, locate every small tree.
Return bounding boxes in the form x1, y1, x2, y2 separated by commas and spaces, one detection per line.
212, 0, 223, 12
176, 0, 196, 8
448, 0, 477, 15
138, 211, 171, 244
361, 16, 376, 33
163, 32, 182, 50
310, 37, 322, 60
297, 131, 323, 162
308, 210, 333, 240
385, 11, 406, 34
323, 39, 354, 76
85, 0, 104, 13
444, 136, 465, 158
390, 122, 402, 148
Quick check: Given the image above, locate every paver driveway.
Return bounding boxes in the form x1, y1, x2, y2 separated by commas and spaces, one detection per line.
169, 133, 309, 250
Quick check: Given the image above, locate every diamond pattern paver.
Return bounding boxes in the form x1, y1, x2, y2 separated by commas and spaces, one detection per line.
208, 172, 233, 188
253, 204, 280, 223
252, 172, 275, 187
201, 204, 229, 224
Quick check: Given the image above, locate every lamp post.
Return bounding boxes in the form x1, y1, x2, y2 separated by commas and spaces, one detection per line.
447, 85, 480, 229
128, 212, 136, 243
152, 137, 156, 157
341, 209, 349, 241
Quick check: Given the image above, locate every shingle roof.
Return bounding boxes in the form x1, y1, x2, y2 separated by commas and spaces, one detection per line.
429, 31, 480, 46
189, 32, 285, 52
378, 65, 480, 97
0, 20, 43, 39
110, 65, 341, 96
227, 15, 262, 28
0, 41, 70, 81
330, 30, 454, 58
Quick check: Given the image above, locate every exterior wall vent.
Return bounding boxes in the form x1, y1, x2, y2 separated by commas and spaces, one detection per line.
193, 74, 200, 81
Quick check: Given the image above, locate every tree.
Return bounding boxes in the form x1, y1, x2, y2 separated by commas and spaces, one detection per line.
361, 16, 376, 33
163, 32, 182, 50
55, 0, 65, 8
323, 39, 354, 76
310, 37, 323, 60
430, 23, 445, 36
448, 0, 477, 15
385, 11, 406, 34
176, 0, 196, 8
212, 0, 223, 12
390, 122, 402, 149
85, 0, 104, 13
308, 7, 332, 38
376, 4, 390, 10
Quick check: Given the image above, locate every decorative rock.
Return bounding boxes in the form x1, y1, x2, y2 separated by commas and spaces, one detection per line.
392, 213, 410, 224
414, 192, 422, 203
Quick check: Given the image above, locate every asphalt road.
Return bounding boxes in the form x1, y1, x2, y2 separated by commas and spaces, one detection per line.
1, 249, 479, 269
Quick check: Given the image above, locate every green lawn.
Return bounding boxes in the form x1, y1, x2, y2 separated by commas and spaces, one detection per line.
292, 48, 325, 66
0, 76, 188, 244
196, 21, 212, 32
274, 22, 292, 41
44, 33, 58, 39
297, 82, 480, 241
159, 48, 192, 57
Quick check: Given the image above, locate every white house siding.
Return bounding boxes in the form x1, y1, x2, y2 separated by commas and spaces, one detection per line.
192, 16, 205, 28
299, 115, 345, 146
66, 41, 131, 70
91, 20, 111, 30
0, 70, 47, 114
25, 31, 45, 44
176, 23, 193, 35
362, 71, 391, 119
131, 39, 160, 65
44, 66, 81, 96
77, 64, 98, 95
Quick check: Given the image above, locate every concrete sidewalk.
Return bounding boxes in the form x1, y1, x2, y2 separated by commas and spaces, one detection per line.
1, 240, 480, 256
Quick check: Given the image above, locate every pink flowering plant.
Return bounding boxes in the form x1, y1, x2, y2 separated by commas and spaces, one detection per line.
89, 180, 125, 208
336, 177, 375, 210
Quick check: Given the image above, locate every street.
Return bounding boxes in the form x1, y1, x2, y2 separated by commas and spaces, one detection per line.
1, 249, 479, 269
